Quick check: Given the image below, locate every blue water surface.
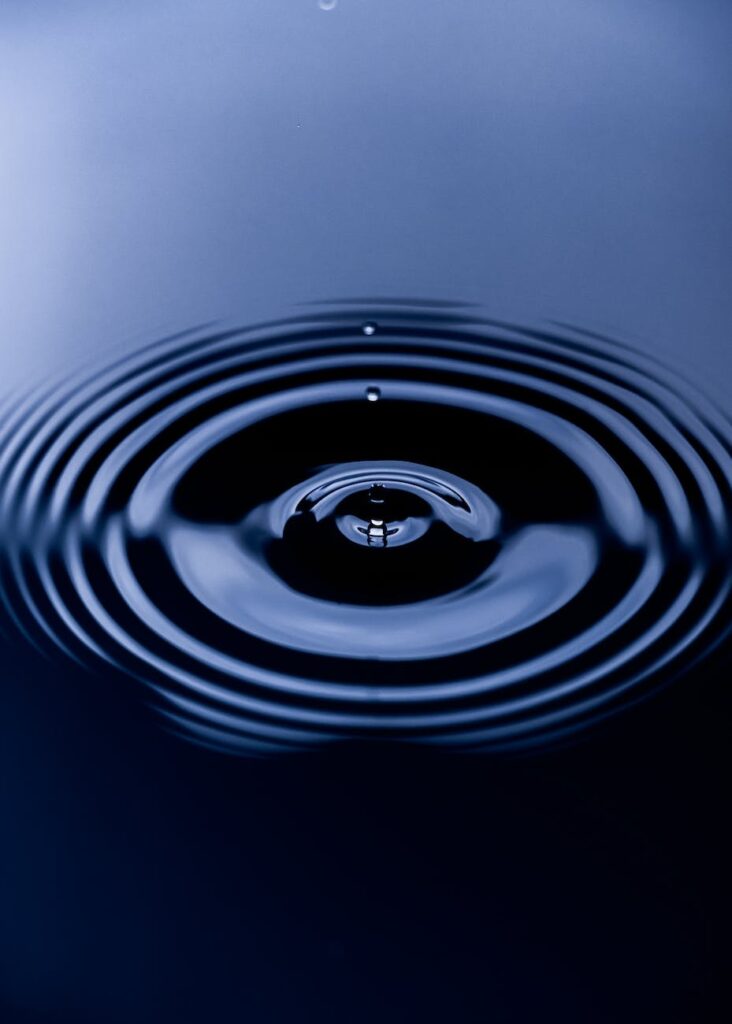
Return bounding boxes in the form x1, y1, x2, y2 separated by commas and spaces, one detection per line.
1, 2, 731, 1021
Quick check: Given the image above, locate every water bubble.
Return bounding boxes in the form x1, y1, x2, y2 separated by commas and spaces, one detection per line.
366, 386, 381, 402
362, 321, 377, 336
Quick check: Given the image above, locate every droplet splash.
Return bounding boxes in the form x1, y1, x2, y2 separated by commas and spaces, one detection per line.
0, 305, 730, 755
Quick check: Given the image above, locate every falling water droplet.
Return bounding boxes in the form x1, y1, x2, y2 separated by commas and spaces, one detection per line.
368, 484, 386, 504
318, 0, 337, 10
362, 321, 377, 336
366, 386, 381, 402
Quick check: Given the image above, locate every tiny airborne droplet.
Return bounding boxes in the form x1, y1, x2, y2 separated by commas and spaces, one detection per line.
368, 484, 386, 504
366, 386, 381, 402
362, 321, 377, 336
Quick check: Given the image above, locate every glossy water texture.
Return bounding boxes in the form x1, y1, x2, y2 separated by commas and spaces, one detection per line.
1, 305, 729, 754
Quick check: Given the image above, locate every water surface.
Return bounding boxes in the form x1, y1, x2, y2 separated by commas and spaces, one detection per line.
1, 2, 731, 1021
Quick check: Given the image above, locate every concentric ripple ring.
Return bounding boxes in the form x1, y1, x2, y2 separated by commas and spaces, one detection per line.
0, 306, 730, 754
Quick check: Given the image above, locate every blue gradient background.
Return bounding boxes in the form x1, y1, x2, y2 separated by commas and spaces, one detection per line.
1, 2, 730, 1020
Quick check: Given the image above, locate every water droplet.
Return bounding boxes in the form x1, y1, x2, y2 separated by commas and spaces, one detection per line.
318, 0, 337, 10
368, 484, 386, 504
362, 321, 377, 336
366, 386, 381, 402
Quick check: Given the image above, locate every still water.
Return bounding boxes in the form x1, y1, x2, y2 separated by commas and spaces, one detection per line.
1, 2, 731, 1021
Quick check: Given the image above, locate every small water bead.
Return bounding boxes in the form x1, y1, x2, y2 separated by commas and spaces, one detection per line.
318, 0, 337, 10
361, 321, 377, 336
366, 386, 381, 402
368, 484, 386, 505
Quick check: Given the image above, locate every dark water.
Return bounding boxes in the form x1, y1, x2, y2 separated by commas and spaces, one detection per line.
1, 310, 730, 756
1, 3, 731, 1021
